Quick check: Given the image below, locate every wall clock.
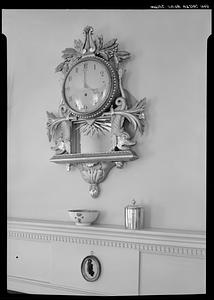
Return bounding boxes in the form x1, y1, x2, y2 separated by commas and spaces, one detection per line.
62, 56, 119, 118
46, 26, 146, 198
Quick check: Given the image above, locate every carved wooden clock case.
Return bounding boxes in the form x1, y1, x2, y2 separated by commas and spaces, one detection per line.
46, 26, 146, 197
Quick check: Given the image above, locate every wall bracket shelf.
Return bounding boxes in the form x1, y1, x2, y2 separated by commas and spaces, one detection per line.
50, 150, 138, 164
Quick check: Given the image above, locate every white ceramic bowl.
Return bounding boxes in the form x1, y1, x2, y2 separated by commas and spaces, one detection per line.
68, 209, 99, 226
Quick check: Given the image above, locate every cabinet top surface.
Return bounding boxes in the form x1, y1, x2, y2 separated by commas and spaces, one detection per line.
7, 217, 206, 241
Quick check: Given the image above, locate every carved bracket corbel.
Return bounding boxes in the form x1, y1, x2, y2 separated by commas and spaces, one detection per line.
64, 157, 127, 198
77, 162, 115, 198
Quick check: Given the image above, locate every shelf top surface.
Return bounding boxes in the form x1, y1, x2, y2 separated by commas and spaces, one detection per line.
7, 217, 206, 240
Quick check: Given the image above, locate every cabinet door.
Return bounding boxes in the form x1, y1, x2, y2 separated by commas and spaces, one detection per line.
7, 238, 51, 282
140, 253, 206, 295
51, 242, 139, 296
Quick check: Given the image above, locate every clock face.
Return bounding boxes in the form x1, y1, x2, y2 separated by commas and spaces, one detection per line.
63, 58, 113, 117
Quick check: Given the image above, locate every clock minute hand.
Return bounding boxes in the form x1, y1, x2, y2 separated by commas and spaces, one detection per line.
83, 67, 90, 89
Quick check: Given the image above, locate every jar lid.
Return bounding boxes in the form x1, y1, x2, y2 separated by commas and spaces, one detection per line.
125, 199, 143, 209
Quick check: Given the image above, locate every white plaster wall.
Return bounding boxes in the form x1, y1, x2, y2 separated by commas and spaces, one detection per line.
4, 9, 210, 230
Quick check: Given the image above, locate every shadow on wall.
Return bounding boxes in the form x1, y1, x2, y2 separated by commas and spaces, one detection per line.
123, 88, 158, 161
142, 203, 151, 228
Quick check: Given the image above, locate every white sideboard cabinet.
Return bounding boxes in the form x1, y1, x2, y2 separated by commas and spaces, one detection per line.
7, 218, 206, 295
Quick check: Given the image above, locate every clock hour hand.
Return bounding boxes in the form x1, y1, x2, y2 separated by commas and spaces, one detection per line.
90, 83, 106, 95
83, 68, 106, 99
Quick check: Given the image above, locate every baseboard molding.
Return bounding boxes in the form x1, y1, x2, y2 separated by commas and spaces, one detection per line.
7, 290, 26, 294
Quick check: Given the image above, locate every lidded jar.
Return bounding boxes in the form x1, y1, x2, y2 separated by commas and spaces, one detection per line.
124, 199, 144, 230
